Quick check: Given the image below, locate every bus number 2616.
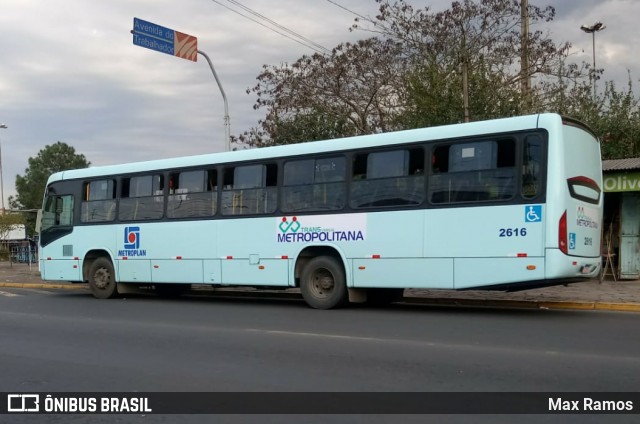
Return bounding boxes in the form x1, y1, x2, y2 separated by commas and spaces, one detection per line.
499, 228, 527, 237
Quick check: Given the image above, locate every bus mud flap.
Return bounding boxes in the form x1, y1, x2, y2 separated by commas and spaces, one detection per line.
348, 288, 367, 303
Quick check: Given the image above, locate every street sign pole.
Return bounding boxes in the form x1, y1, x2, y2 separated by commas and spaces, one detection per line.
132, 18, 231, 151
197, 50, 230, 152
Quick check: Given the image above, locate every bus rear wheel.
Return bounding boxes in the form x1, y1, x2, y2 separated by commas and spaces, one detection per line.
88, 257, 118, 299
300, 256, 347, 309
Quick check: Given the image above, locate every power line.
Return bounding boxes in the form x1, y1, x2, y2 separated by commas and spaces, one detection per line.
226, 0, 331, 54
325, 0, 374, 25
210, 0, 331, 55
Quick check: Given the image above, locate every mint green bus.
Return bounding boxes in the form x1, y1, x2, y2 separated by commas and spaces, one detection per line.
39, 113, 603, 309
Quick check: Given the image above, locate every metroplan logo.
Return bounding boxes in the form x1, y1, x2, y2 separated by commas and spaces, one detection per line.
118, 226, 147, 257
124, 226, 141, 249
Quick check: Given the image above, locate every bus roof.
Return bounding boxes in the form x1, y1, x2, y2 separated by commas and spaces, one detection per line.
49, 113, 561, 183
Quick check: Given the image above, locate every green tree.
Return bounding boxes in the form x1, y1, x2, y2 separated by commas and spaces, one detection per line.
396, 57, 525, 129
573, 81, 640, 160
9, 142, 90, 235
358, 0, 576, 122
236, 109, 353, 148
595, 79, 640, 159
236, 37, 405, 147
240, 0, 580, 144
544, 65, 640, 159
240, 0, 639, 160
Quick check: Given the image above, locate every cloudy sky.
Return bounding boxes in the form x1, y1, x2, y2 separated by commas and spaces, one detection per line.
0, 0, 638, 207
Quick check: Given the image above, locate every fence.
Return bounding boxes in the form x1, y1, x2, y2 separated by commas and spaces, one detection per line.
10, 245, 38, 264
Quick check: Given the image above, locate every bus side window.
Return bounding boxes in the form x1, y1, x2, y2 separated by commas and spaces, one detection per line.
222, 164, 277, 216
429, 139, 516, 204
119, 174, 164, 221
168, 169, 217, 218
350, 148, 424, 209
81, 179, 116, 223
282, 157, 345, 213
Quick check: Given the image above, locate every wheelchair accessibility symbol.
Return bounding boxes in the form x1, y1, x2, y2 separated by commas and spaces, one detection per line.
525, 205, 542, 223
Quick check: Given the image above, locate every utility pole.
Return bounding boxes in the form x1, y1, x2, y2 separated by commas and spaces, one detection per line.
460, 26, 470, 123
520, 0, 531, 112
0, 124, 6, 213
462, 60, 470, 123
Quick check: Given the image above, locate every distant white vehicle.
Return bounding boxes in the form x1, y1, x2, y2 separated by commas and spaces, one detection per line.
0, 224, 26, 241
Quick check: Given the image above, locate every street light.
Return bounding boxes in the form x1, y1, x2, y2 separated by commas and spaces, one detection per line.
0, 123, 6, 212
580, 22, 606, 101
197, 50, 230, 152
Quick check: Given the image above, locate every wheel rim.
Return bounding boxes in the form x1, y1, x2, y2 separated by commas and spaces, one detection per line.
309, 267, 334, 299
93, 267, 112, 290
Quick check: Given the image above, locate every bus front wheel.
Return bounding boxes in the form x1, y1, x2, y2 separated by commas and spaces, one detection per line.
300, 256, 348, 309
88, 257, 118, 299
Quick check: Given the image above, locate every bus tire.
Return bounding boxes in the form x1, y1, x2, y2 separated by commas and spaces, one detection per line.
88, 257, 118, 299
300, 256, 348, 309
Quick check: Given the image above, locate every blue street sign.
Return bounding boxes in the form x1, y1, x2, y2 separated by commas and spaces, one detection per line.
133, 18, 174, 42
133, 33, 174, 56
132, 18, 175, 56
132, 17, 198, 62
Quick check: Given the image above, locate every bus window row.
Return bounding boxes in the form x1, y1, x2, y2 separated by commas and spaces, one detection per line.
79, 135, 544, 223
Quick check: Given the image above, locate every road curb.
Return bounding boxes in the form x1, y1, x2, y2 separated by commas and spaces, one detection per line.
402, 296, 640, 312
2, 282, 640, 312
0, 282, 88, 290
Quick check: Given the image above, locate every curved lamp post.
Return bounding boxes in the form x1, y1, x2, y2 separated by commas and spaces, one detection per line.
580, 22, 606, 101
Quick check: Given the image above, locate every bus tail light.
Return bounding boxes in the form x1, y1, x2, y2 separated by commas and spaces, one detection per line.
559, 210, 568, 255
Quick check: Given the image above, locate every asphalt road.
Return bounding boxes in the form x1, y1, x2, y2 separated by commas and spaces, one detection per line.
1, 287, 638, 424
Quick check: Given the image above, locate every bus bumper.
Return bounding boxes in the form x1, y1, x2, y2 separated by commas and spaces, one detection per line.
545, 248, 601, 280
